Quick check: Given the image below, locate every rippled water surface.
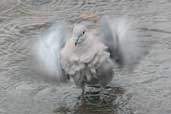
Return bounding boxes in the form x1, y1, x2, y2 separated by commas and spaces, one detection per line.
0, 0, 171, 114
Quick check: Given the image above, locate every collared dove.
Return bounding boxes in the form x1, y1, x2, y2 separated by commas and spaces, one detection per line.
32, 16, 145, 98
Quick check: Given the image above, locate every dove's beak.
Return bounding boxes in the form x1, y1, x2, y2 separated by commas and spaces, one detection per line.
75, 42, 77, 46
75, 38, 79, 46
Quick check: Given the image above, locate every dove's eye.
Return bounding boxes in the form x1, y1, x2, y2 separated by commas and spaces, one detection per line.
83, 31, 85, 35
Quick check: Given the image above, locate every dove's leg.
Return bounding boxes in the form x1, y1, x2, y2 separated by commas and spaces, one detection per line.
81, 84, 85, 97
81, 81, 85, 100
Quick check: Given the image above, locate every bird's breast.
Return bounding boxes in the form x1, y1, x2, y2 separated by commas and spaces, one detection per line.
60, 34, 111, 76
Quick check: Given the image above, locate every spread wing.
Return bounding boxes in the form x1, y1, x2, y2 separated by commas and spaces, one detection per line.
32, 22, 70, 82
99, 16, 146, 68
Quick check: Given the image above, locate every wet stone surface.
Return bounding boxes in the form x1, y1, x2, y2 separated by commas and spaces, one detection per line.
0, 0, 171, 114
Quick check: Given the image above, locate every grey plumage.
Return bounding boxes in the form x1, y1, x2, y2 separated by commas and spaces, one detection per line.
32, 16, 145, 95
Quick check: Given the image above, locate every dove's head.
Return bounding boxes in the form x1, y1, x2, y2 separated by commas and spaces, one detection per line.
72, 24, 87, 46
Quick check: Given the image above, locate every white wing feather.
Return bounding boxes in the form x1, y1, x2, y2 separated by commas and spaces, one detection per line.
99, 16, 146, 68
33, 22, 69, 81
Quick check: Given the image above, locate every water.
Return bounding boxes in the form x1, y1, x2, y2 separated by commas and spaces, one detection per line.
0, 0, 171, 114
